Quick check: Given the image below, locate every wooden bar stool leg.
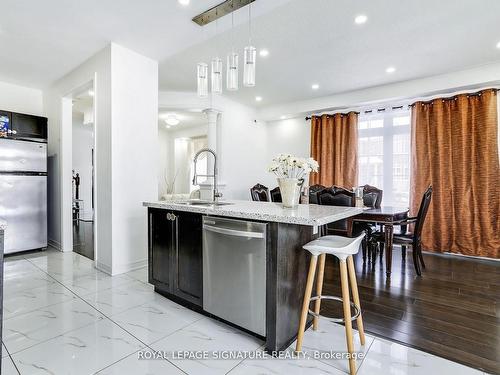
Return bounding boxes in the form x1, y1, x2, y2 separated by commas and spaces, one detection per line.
347, 256, 365, 345
313, 253, 326, 331
340, 259, 356, 375
295, 255, 318, 353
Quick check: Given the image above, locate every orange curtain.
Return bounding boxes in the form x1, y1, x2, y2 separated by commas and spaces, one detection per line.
310, 112, 358, 188
410, 89, 500, 258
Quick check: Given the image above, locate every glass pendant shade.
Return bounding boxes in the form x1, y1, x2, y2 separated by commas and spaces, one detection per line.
211, 58, 223, 94
197, 63, 208, 98
226, 52, 239, 91
243, 46, 256, 87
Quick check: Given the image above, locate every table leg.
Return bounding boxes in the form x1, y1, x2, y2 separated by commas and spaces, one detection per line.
385, 224, 393, 277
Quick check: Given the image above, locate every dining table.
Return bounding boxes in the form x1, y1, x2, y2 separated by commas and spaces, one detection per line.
353, 206, 409, 277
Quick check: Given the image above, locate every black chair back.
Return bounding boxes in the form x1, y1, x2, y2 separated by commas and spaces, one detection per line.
309, 184, 326, 204
413, 186, 433, 240
361, 185, 383, 208
317, 186, 355, 233
270, 187, 282, 203
250, 183, 270, 202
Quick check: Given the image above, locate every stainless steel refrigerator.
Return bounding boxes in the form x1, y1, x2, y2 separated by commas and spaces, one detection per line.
0, 138, 47, 254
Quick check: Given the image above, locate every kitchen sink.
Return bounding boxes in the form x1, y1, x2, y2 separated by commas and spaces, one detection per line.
176, 200, 234, 207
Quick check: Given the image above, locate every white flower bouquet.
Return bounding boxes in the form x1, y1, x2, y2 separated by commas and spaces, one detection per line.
268, 154, 319, 179
268, 154, 319, 208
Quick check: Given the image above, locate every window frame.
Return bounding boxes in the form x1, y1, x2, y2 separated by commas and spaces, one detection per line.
357, 109, 411, 206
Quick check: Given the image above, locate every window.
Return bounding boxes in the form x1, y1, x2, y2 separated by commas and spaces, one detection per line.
358, 110, 411, 206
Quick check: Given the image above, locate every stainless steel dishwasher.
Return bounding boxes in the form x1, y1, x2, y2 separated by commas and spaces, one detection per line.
203, 216, 267, 336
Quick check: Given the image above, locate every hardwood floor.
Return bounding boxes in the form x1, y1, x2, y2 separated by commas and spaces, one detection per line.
73, 220, 94, 260
321, 246, 500, 374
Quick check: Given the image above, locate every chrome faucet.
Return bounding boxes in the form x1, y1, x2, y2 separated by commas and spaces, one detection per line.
192, 148, 222, 203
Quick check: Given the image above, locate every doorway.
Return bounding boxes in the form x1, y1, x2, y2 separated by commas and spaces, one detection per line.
71, 85, 95, 260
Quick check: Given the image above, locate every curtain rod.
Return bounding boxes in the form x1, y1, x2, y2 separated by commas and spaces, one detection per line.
305, 111, 359, 121
304, 88, 499, 120
408, 88, 499, 107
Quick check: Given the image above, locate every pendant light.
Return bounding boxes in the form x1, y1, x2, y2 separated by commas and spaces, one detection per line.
211, 19, 223, 94
243, 4, 256, 87
197, 62, 208, 98
226, 1, 239, 91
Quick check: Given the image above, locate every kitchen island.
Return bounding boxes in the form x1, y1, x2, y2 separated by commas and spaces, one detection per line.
143, 200, 362, 352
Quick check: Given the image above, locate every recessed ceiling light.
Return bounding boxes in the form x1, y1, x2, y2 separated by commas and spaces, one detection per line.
164, 114, 180, 126
178, 0, 190, 5
259, 49, 269, 57
385, 66, 396, 74
496, 41, 500, 49
311, 84, 319, 90
88, 89, 94, 97
354, 15, 368, 25
280, 115, 286, 120
255, 96, 263, 102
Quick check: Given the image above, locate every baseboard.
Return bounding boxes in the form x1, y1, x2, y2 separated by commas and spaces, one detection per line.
95, 261, 112, 275
113, 258, 148, 275
95, 258, 148, 276
47, 239, 61, 251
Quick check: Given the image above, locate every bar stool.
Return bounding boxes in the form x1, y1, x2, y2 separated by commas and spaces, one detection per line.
295, 234, 366, 375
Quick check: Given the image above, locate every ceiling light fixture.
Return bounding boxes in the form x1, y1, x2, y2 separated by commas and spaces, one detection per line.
354, 15, 368, 24
255, 96, 262, 102
178, 0, 190, 5
88, 89, 94, 97
164, 114, 180, 126
385, 66, 396, 74
311, 84, 319, 90
280, 115, 286, 120
259, 49, 269, 57
226, 3, 239, 91
243, 3, 256, 87
197, 63, 208, 97
497, 41, 500, 49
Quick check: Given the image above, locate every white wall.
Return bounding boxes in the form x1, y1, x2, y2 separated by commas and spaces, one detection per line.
44, 45, 112, 263
72, 113, 94, 220
261, 117, 311, 188
158, 124, 208, 197
44, 43, 158, 275
110, 44, 158, 274
158, 92, 267, 201
0, 81, 44, 115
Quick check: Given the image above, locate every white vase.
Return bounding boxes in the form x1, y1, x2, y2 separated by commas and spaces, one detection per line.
278, 178, 302, 208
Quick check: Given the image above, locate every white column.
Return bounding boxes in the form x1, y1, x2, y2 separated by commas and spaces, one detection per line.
199, 108, 224, 200
203, 108, 220, 152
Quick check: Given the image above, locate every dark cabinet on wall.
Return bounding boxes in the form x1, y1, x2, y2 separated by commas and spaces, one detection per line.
0, 110, 47, 141
148, 208, 203, 307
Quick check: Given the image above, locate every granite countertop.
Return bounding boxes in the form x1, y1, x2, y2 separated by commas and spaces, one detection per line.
0, 218, 6, 231
143, 200, 363, 226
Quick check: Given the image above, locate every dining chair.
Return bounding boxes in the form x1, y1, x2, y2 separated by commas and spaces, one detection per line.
361, 184, 383, 208
372, 186, 433, 276
250, 183, 270, 202
317, 186, 357, 237
353, 185, 383, 261
270, 187, 282, 203
308, 184, 326, 204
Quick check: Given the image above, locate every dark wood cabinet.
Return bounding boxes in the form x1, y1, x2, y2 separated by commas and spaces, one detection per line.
11, 112, 47, 140
172, 210, 203, 306
148, 208, 203, 307
148, 208, 173, 291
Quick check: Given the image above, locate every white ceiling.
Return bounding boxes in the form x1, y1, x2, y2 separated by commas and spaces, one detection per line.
158, 110, 206, 132
2, 0, 500, 109
159, 0, 500, 107
0, 0, 290, 88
